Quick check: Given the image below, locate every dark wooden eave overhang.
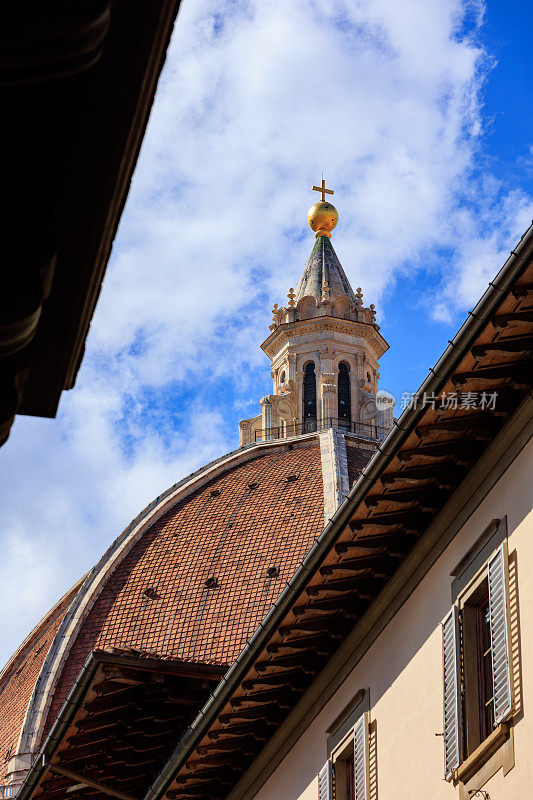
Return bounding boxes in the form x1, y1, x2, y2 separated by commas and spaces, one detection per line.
132, 224, 533, 800
0, 0, 183, 446
16, 649, 225, 800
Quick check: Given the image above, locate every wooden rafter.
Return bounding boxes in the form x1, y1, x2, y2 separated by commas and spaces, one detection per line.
452, 358, 533, 386
379, 463, 464, 487
255, 652, 326, 672
219, 703, 282, 723
335, 532, 418, 555
168, 781, 227, 797
208, 720, 276, 739
320, 555, 399, 577
512, 282, 533, 298
307, 574, 384, 596
266, 634, 338, 654
397, 439, 481, 462
293, 593, 367, 615
185, 752, 255, 769
471, 336, 533, 358
492, 309, 533, 329
415, 413, 503, 437
279, 614, 351, 636
351, 510, 431, 531
364, 487, 448, 511
196, 738, 257, 755
230, 687, 299, 707
173, 767, 241, 784
241, 671, 309, 690
48, 764, 140, 800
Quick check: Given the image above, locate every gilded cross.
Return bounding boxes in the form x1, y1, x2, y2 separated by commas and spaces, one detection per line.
312, 178, 334, 202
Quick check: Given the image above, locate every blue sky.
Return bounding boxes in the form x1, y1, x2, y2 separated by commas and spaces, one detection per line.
1, 0, 532, 666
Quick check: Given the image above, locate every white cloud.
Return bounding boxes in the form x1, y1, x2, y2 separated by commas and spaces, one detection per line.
428, 189, 533, 322
1, 0, 531, 666
234, 397, 257, 410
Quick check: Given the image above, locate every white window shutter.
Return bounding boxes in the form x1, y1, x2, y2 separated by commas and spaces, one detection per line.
442, 605, 462, 778
318, 761, 331, 800
488, 543, 513, 723
353, 712, 369, 800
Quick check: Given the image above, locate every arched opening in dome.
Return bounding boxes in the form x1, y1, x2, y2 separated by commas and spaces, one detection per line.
338, 361, 351, 429
303, 361, 317, 432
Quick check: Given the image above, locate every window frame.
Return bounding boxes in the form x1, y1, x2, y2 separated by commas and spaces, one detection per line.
443, 528, 514, 786
475, 591, 495, 742
331, 730, 355, 800
319, 694, 370, 800
303, 360, 317, 430
459, 572, 495, 758
328, 710, 369, 800
337, 361, 351, 424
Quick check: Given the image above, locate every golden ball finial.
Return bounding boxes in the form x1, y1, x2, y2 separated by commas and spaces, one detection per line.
307, 201, 338, 238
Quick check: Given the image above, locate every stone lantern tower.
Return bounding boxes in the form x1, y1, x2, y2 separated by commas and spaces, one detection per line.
239, 182, 391, 446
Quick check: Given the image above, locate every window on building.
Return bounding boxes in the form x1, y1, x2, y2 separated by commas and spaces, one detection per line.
303, 361, 317, 432
345, 752, 355, 800
460, 579, 497, 756
319, 712, 369, 800
338, 362, 351, 427
442, 542, 513, 780
477, 596, 496, 739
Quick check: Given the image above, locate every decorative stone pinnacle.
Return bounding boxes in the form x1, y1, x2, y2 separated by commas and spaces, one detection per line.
321, 281, 331, 302
287, 288, 296, 307
271, 303, 279, 322
356, 287, 363, 306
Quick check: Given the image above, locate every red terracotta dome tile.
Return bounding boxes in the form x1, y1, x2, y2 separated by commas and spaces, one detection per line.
0, 583, 79, 779
45, 444, 324, 733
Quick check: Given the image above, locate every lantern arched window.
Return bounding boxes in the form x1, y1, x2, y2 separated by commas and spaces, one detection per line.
303, 362, 317, 432
338, 361, 351, 428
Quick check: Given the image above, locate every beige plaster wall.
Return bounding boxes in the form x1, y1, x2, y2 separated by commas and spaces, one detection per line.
252, 435, 533, 800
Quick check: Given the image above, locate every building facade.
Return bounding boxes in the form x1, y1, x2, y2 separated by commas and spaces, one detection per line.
245, 403, 531, 800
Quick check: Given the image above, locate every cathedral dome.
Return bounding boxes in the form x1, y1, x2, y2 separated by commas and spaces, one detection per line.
0, 583, 80, 771
0, 434, 372, 783
0, 186, 391, 798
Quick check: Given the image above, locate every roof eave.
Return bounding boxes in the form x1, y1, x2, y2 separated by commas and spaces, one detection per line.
17, 652, 226, 800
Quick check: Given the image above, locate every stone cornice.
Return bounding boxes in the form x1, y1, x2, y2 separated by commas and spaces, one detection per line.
261, 316, 389, 360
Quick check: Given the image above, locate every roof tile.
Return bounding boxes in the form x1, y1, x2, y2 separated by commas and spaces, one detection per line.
45, 445, 324, 734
